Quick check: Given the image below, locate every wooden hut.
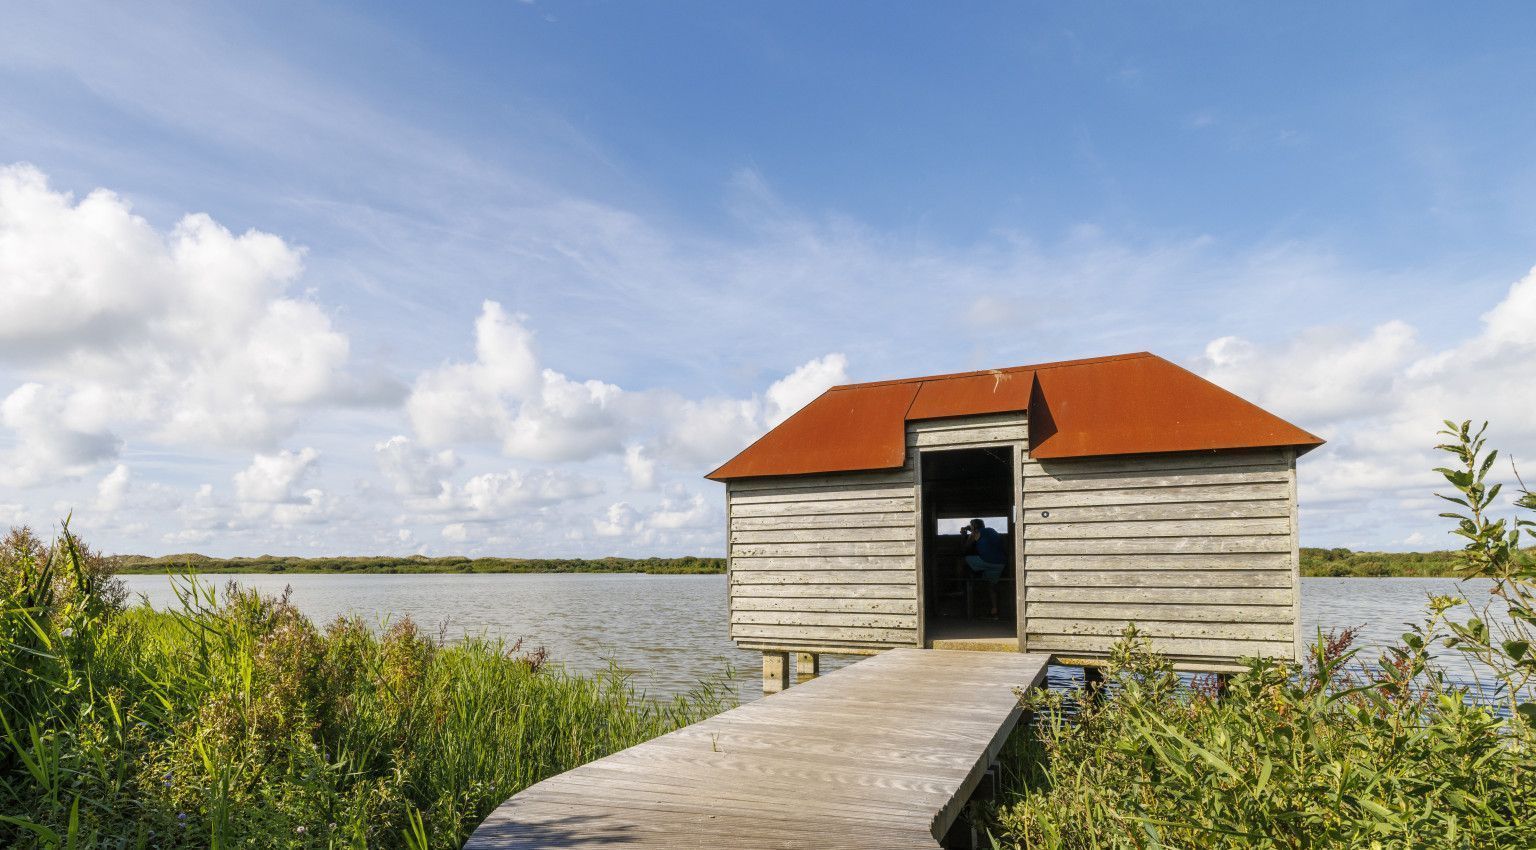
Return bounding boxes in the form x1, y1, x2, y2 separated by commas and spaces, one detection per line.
706, 352, 1324, 690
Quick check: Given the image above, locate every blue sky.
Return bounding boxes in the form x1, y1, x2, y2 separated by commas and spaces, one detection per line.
2, 2, 1535, 556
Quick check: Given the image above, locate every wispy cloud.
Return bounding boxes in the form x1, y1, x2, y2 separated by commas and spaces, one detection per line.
2, 5, 1530, 557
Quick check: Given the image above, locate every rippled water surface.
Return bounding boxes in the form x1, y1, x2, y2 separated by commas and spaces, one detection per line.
121, 573, 1505, 701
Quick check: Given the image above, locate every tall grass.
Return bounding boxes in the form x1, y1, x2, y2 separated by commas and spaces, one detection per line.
0, 528, 731, 848
982, 422, 1536, 848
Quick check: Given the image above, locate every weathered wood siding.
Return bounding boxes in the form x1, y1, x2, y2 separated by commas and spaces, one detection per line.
906, 412, 1029, 451
1019, 448, 1299, 666
727, 464, 918, 652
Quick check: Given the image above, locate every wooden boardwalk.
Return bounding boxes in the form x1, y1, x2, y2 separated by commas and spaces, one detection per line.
466, 649, 1049, 850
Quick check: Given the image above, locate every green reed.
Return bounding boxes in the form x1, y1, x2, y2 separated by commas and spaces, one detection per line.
0, 530, 732, 849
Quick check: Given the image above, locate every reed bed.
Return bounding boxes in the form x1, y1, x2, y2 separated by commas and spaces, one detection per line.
0, 527, 731, 849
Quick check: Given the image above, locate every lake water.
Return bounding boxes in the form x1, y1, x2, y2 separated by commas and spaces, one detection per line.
120, 573, 1504, 702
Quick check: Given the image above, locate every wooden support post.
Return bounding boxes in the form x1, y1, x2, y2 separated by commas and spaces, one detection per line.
1082, 664, 1106, 703
762, 651, 790, 694
795, 652, 819, 683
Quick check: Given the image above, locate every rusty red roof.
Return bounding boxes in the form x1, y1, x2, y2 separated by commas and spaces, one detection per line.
706, 352, 1323, 481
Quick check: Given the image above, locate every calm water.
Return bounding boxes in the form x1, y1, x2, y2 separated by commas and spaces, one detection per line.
121, 573, 1503, 701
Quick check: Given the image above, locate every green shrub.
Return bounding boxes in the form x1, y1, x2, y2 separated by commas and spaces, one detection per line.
986, 421, 1536, 849
0, 529, 731, 848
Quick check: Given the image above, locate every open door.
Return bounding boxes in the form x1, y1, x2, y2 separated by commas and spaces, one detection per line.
919, 446, 1017, 646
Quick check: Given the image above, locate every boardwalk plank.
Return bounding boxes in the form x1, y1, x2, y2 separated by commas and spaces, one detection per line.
466, 649, 1048, 850
475, 799, 939, 849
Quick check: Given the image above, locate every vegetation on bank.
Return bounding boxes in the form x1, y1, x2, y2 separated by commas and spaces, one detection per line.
1295, 546, 1534, 577
114, 553, 726, 575
1299, 546, 1466, 577
983, 422, 1536, 848
10, 422, 1536, 849
115, 549, 1496, 579
0, 528, 731, 848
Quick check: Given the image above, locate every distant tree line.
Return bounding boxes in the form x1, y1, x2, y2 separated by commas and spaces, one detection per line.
112, 549, 1528, 578
1299, 545, 1536, 577
114, 553, 727, 575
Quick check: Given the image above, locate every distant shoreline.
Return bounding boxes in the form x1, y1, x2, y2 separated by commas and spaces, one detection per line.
1298, 547, 1469, 578
114, 554, 727, 576
112, 549, 1479, 578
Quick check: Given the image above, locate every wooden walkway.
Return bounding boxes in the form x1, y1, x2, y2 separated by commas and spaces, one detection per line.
465, 649, 1050, 850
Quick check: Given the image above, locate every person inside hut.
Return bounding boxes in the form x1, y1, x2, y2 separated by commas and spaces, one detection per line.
962, 518, 1005, 618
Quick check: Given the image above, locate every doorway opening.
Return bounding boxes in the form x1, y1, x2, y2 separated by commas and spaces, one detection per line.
920, 446, 1017, 646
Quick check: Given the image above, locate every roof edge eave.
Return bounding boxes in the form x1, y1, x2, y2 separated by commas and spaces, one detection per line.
707, 460, 911, 483
1029, 436, 1326, 461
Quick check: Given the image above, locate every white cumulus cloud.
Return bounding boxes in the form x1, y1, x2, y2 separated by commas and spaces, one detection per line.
1193, 264, 1536, 546
623, 444, 656, 490
0, 382, 120, 485
407, 300, 847, 482
233, 448, 330, 526
447, 468, 604, 516
94, 464, 131, 512
0, 163, 366, 484
375, 435, 460, 497
407, 302, 628, 462
591, 489, 716, 542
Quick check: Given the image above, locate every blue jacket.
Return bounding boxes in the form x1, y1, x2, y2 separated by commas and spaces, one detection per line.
974, 527, 1006, 565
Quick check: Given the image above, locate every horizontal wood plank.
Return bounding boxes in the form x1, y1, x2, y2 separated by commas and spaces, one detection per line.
731, 584, 909, 602
908, 425, 1027, 447
1027, 617, 1291, 641
729, 484, 916, 506
1023, 517, 1289, 539
731, 497, 914, 517
908, 413, 1027, 432
731, 611, 918, 629
1022, 553, 1293, 570
731, 597, 918, 614
1024, 536, 1291, 555
1024, 634, 1293, 659
727, 467, 914, 493
733, 541, 917, 557
730, 555, 914, 570
730, 511, 913, 531
1017, 499, 1289, 524
1026, 569, 1293, 588
1026, 586, 1292, 605
731, 527, 916, 544
1022, 481, 1289, 508
1023, 466, 1291, 492
731, 623, 917, 643
731, 570, 914, 585
1026, 601, 1294, 623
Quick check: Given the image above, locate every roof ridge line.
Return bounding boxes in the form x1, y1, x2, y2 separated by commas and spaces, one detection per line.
826, 352, 1152, 391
